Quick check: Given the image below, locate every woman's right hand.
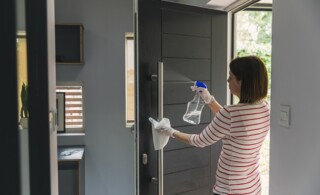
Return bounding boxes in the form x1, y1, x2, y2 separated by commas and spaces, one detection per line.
190, 86, 214, 104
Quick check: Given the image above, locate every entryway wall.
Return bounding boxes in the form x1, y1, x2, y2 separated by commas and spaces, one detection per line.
270, 0, 320, 194
55, 0, 135, 194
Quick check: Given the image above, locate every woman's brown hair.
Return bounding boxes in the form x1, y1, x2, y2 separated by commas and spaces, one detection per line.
230, 56, 268, 104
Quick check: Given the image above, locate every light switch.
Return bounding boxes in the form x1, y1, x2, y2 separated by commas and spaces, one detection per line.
279, 105, 290, 127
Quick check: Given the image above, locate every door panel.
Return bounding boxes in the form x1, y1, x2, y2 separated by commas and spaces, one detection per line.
164, 82, 211, 104
163, 58, 211, 81
164, 166, 210, 195
164, 147, 210, 174
162, 9, 211, 37
137, 1, 229, 194
162, 5, 214, 195
162, 34, 211, 59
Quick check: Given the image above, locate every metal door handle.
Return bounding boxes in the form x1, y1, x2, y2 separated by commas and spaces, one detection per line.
157, 62, 164, 195
151, 177, 158, 184
142, 153, 148, 165
150, 62, 164, 194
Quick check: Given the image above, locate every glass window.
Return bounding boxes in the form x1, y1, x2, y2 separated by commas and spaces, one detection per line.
56, 82, 84, 133
125, 32, 135, 127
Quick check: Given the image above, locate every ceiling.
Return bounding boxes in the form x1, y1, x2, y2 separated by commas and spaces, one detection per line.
163, 0, 272, 12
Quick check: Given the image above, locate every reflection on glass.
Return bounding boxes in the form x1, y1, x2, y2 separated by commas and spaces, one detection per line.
17, 32, 28, 129
17, 0, 30, 191
125, 32, 134, 127
17, 32, 30, 195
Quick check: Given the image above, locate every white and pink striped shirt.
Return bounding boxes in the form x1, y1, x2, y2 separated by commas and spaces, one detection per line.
189, 101, 270, 195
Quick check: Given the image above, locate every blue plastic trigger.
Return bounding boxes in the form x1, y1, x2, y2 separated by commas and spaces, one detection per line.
195, 81, 207, 89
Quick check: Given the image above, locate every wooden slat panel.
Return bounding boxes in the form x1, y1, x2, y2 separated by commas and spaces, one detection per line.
66, 116, 82, 119
165, 124, 208, 151
163, 58, 211, 81
164, 147, 210, 174
164, 104, 211, 127
66, 110, 82, 114
66, 98, 82, 101
66, 122, 82, 125
162, 34, 210, 59
164, 81, 211, 104
65, 92, 82, 96
66, 104, 82, 107
164, 166, 210, 195
162, 9, 211, 37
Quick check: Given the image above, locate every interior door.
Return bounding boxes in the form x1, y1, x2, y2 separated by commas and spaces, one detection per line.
136, 1, 229, 194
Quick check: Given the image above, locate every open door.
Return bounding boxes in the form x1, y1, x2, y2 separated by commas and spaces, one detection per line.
135, 0, 258, 194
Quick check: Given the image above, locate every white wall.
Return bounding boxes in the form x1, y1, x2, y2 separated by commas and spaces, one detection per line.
270, 0, 320, 194
55, 0, 134, 194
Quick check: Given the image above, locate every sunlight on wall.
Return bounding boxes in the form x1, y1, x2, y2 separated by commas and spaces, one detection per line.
17, 35, 28, 120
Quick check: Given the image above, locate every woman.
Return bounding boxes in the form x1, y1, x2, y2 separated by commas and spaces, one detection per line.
151, 56, 270, 195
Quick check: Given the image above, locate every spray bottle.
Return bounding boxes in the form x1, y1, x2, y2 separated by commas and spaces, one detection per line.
183, 81, 207, 125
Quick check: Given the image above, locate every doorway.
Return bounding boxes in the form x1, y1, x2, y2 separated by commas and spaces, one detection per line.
135, 0, 272, 194
135, 1, 229, 194
233, 3, 272, 195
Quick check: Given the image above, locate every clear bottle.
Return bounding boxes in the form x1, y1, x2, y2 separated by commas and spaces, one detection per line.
183, 81, 206, 125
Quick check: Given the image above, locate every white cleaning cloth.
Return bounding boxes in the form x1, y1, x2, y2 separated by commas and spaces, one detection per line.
148, 117, 170, 150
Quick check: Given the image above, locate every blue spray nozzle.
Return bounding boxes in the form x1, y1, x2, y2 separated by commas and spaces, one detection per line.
194, 81, 207, 89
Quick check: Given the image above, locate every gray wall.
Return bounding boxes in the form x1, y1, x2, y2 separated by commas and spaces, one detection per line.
270, 0, 320, 194
17, 0, 25, 31
55, 0, 134, 194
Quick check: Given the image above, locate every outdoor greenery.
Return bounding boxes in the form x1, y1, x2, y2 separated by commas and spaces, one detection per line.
236, 10, 272, 101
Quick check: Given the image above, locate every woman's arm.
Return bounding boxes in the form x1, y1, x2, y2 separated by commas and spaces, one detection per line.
171, 106, 230, 148
207, 98, 222, 114
172, 130, 192, 145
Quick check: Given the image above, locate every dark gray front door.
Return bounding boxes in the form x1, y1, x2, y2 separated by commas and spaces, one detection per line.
137, 1, 229, 194
136, 0, 162, 194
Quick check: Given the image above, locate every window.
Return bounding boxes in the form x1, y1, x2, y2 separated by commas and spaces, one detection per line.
125, 32, 135, 127
56, 82, 84, 133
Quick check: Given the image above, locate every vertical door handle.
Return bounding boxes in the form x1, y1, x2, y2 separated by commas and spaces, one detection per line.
157, 62, 164, 195
150, 62, 164, 195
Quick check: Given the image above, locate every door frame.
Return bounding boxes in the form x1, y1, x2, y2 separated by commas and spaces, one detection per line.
1, 0, 21, 193
25, 0, 53, 194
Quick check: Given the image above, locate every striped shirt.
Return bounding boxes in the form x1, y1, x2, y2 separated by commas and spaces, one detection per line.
189, 101, 270, 195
